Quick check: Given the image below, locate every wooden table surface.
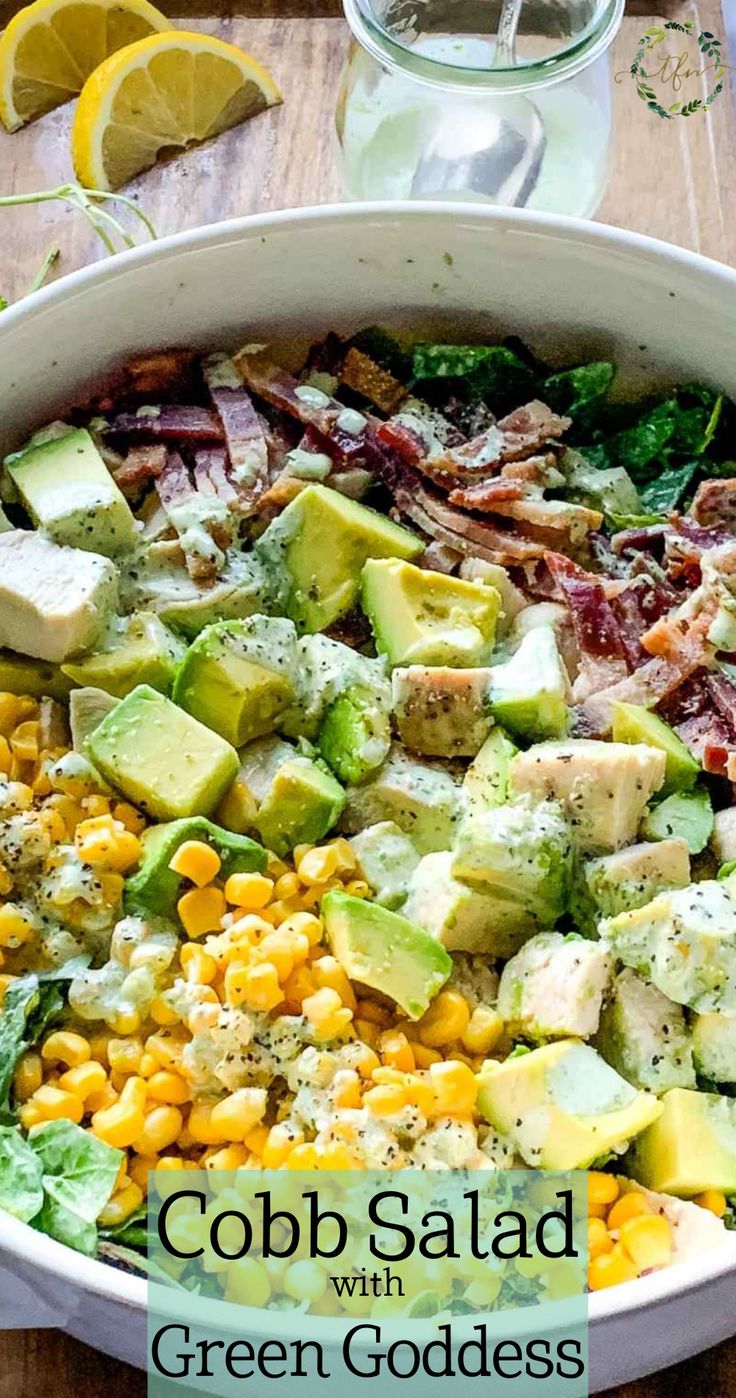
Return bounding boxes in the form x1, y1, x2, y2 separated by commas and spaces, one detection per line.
1, 0, 735, 1393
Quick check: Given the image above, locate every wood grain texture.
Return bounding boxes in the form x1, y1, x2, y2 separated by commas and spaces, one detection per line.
1, 2, 736, 1396
0, 0, 734, 300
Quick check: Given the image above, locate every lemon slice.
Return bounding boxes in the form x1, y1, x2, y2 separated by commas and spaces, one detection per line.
72, 31, 282, 191
0, 0, 170, 131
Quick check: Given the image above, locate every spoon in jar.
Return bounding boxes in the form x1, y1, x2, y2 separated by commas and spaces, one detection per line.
410, 0, 546, 205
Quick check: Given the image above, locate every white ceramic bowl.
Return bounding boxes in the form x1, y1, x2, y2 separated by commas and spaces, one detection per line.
1, 204, 736, 1389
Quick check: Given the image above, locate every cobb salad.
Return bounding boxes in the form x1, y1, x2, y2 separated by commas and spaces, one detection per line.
0, 327, 735, 1305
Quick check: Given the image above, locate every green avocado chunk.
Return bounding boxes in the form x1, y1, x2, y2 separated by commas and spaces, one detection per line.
463, 726, 518, 813
611, 701, 699, 796
322, 889, 451, 1020
6, 428, 137, 557
86, 684, 239, 821
0, 649, 74, 700
318, 684, 391, 785
348, 821, 420, 910
640, 786, 714, 854
488, 625, 569, 742
256, 484, 422, 632
62, 612, 185, 698
596, 968, 695, 1094
451, 795, 572, 926
626, 1087, 736, 1195
255, 757, 345, 858
361, 557, 501, 668
172, 617, 297, 747
125, 817, 266, 919
476, 1039, 662, 1170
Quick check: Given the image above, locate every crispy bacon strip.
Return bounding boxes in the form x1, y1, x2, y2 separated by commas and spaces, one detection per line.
156, 452, 227, 582
193, 447, 240, 509
546, 552, 629, 699
577, 613, 716, 733
339, 347, 407, 414
428, 401, 570, 480
691, 479, 736, 532
203, 354, 269, 508
113, 443, 167, 492
108, 405, 225, 443
236, 350, 379, 469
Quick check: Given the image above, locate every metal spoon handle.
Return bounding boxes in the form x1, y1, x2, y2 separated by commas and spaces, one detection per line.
495, 0, 524, 66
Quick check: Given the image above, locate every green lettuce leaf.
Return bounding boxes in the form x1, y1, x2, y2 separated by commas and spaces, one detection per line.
638, 459, 700, 513
410, 343, 536, 408
28, 1119, 122, 1256
541, 361, 615, 434
0, 974, 67, 1120
0, 1126, 44, 1222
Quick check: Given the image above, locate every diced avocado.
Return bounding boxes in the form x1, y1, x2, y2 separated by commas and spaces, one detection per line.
255, 484, 422, 632
640, 786, 714, 855
497, 932, 611, 1042
601, 875, 736, 1013
318, 685, 391, 784
172, 617, 297, 747
712, 808, 736, 866
510, 739, 666, 854
281, 634, 391, 742
62, 612, 185, 699
457, 558, 527, 634
69, 687, 117, 749
125, 817, 265, 919
0, 531, 118, 663
611, 701, 699, 796
215, 734, 297, 834
391, 666, 493, 757
477, 1039, 662, 1170
322, 889, 451, 1020
348, 821, 420, 910
597, 968, 695, 1093
339, 746, 462, 854
488, 626, 569, 743
626, 1087, 736, 1195
86, 684, 239, 821
451, 795, 572, 926
571, 838, 691, 937
463, 726, 518, 813
0, 649, 74, 700
255, 757, 345, 858
404, 850, 537, 958
6, 428, 137, 557
692, 1012, 736, 1084
361, 558, 501, 668
121, 546, 277, 640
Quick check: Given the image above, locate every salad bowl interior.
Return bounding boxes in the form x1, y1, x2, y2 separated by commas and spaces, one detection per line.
1, 204, 736, 1392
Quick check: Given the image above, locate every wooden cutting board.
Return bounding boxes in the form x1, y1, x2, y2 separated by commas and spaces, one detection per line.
0, 1, 735, 1395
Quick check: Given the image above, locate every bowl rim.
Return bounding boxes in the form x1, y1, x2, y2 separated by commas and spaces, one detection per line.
2, 198, 736, 1334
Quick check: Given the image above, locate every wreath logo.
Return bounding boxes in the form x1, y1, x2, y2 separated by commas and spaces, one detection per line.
617, 19, 732, 118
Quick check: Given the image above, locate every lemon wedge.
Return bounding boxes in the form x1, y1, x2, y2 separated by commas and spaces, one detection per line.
71, 30, 282, 191
0, 0, 169, 131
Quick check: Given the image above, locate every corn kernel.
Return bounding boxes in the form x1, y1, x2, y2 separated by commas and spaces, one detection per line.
13, 1051, 42, 1101
619, 1214, 673, 1272
150, 995, 180, 1027
225, 961, 284, 1012
98, 1182, 144, 1229
169, 840, 222, 887
262, 1123, 305, 1169
224, 872, 274, 908
92, 1100, 145, 1149
59, 1061, 108, 1101
588, 1217, 614, 1260
411, 1043, 443, 1069
133, 1105, 184, 1155
81, 794, 111, 819
145, 1033, 185, 1072
588, 1243, 640, 1290
588, 1172, 620, 1209
302, 987, 353, 1040
297, 846, 339, 886
274, 872, 300, 901
310, 955, 357, 1010
112, 802, 146, 835
461, 1006, 504, 1056
343, 879, 370, 898
128, 1154, 158, 1191
428, 1060, 477, 1117
30, 1084, 84, 1124
207, 1144, 250, 1171
354, 998, 391, 1027
418, 990, 470, 1048
363, 1083, 407, 1116
187, 1100, 224, 1146
0, 902, 36, 948
10, 720, 39, 764
107, 1038, 143, 1075
225, 1257, 272, 1307
0, 863, 13, 897
211, 1088, 267, 1142
19, 1102, 44, 1129
285, 1143, 319, 1170
147, 1070, 190, 1106
607, 1192, 651, 1233
180, 942, 218, 985
177, 886, 227, 939
280, 911, 323, 947
329, 838, 357, 874
695, 1189, 727, 1218
0, 735, 11, 774
353, 1018, 379, 1049
379, 1030, 415, 1072
41, 1030, 91, 1069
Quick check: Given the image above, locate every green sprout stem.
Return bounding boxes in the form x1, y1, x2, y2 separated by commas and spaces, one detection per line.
26, 244, 60, 296
0, 182, 157, 256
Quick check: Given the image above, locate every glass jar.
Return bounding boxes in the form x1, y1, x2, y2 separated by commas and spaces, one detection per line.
336, 0, 625, 216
